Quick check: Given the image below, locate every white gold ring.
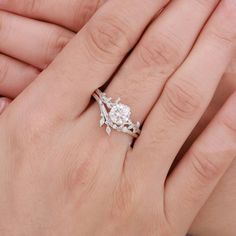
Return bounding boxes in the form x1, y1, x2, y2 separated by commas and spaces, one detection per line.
93, 89, 141, 138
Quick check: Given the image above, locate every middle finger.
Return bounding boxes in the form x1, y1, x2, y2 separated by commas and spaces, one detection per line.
83, 0, 219, 145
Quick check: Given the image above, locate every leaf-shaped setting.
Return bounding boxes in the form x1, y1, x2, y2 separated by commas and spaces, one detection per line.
122, 127, 128, 132
100, 117, 105, 127
128, 125, 133, 129
115, 97, 121, 103
106, 126, 112, 135
107, 103, 112, 109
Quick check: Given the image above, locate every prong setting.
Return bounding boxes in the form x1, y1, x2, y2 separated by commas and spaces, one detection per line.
93, 89, 141, 138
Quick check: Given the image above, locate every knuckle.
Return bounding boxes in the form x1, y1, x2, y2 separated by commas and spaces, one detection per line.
162, 80, 202, 121
66, 154, 99, 193
72, 0, 104, 30
138, 33, 181, 73
65, 135, 110, 192
86, 16, 131, 61
43, 29, 73, 68
190, 149, 223, 184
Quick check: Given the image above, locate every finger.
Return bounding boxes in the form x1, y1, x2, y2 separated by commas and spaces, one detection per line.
0, 97, 11, 115
0, 0, 106, 32
81, 0, 220, 148
11, 0, 169, 121
0, 54, 39, 98
106, 0, 219, 126
0, 11, 74, 69
130, 0, 236, 182
165, 92, 236, 234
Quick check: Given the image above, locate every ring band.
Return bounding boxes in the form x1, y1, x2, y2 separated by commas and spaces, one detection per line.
93, 89, 141, 138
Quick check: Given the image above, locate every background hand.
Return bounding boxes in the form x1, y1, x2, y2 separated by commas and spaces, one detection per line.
0, 0, 107, 98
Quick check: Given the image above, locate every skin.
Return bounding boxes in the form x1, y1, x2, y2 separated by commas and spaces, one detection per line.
188, 60, 236, 236
0, 0, 236, 235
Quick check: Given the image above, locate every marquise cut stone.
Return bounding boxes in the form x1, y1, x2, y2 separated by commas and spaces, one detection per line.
109, 104, 131, 126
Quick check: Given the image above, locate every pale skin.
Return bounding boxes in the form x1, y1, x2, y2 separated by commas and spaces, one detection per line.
179, 64, 236, 236
0, 0, 236, 235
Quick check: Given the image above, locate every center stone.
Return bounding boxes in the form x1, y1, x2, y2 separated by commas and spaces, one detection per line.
109, 104, 131, 126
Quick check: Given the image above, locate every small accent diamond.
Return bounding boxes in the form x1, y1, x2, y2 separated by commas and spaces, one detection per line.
106, 126, 112, 135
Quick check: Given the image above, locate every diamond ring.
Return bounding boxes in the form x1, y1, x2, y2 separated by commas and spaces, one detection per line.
93, 89, 141, 138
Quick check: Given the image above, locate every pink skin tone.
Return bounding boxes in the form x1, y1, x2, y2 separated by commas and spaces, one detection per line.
0, 0, 236, 235
0, 97, 10, 114
178, 63, 236, 236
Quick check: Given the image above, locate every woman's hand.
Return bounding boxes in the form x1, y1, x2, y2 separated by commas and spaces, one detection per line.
0, 0, 236, 235
0, 0, 107, 98
0, 0, 106, 31
188, 59, 236, 236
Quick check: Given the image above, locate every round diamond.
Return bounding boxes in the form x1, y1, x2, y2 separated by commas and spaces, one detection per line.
109, 104, 131, 126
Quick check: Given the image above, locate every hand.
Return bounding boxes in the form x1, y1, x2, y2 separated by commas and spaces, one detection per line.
0, 0, 106, 98
0, 0, 106, 31
0, 0, 236, 235
187, 58, 236, 236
